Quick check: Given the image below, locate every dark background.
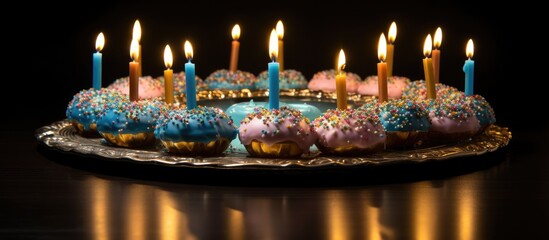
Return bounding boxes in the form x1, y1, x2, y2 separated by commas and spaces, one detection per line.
2, 2, 548, 239
3, 1, 541, 132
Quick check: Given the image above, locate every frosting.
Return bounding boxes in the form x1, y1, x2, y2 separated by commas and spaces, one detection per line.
107, 76, 164, 99
154, 106, 237, 143
204, 69, 257, 90
225, 100, 322, 127
255, 69, 308, 89
95, 99, 164, 135
357, 76, 410, 99
66, 88, 126, 130
422, 98, 480, 134
307, 69, 362, 93
361, 99, 431, 132
466, 95, 496, 127
402, 80, 463, 100
313, 108, 386, 149
238, 107, 317, 152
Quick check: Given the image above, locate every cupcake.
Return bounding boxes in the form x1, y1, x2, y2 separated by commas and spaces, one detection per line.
357, 76, 410, 99
361, 99, 430, 149
466, 94, 496, 134
313, 108, 385, 156
154, 106, 237, 156
108, 76, 164, 100
159, 71, 207, 94
307, 69, 362, 93
255, 69, 308, 90
423, 98, 480, 145
204, 69, 257, 90
66, 88, 126, 137
238, 107, 317, 158
401, 80, 462, 100
95, 99, 164, 148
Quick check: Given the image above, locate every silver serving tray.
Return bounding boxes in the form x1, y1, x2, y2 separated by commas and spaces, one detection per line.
35, 120, 511, 170
38, 89, 511, 170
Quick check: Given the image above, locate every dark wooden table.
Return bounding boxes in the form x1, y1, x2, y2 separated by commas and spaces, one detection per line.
1, 124, 547, 240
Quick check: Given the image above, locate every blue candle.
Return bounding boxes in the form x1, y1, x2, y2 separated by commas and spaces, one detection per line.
184, 41, 197, 109
92, 32, 104, 90
268, 29, 279, 109
463, 39, 475, 96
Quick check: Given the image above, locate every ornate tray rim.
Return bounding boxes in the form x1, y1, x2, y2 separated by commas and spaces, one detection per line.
35, 120, 511, 170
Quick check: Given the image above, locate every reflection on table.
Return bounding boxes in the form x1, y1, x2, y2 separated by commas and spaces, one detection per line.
83, 162, 508, 239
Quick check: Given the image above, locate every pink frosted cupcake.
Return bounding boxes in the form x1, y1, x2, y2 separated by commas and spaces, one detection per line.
357, 76, 410, 99
313, 108, 385, 156
238, 107, 317, 158
308, 69, 362, 93
107, 76, 163, 99
422, 98, 481, 145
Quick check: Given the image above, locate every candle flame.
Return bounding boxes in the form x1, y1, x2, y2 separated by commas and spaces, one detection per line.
95, 32, 105, 52
434, 27, 442, 48
184, 40, 193, 60
164, 44, 173, 69
423, 34, 432, 57
337, 49, 346, 72
378, 33, 387, 62
130, 38, 139, 60
232, 24, 241, 40
276, 20, 284, 39
269, 29, 278, 60
466, 39, 474, 59
388, 22, 397, 43
133, 20, 141, 42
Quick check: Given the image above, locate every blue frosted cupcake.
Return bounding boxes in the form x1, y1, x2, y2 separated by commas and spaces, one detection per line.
466, 94, 496, 134
66, 88, 126, 137
96, 99, 164, 147
154, 106, 237, 155
361, 99, 430, 148
255, 69, 308, 90
204, 69, 257, 90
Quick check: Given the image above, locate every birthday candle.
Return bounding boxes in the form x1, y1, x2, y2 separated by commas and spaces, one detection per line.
336, 49, 347, 109
229, 24, 240, 72
378, 33, 388, 103
92, 32, 104, 90
184, 41, 197, 109
268, 29, 280, 109
164, 45, 174, 104
463, 39, 475, 96
422, 34, 436, 99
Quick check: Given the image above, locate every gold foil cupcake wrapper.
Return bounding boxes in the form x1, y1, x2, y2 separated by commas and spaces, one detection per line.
385, 131, 428, 149
161, 138, 230, 156
316, 142, 384, 156
71, 121, 100, 138
100, 132, 156, 148
245, 140, 304, 158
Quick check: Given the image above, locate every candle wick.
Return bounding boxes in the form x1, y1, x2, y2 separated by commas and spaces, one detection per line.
271, 56, 276, 63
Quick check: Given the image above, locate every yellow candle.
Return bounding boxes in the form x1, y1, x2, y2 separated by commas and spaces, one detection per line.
129, 39, 140, 102
276, 20, 284, 71
229, 24, 240, 72
336, 49, 347, 110
164, 45, 174, 104
377, 33, 388, 103
133, 20, 142, 78
432, 27, 442, 83
387, 22, 397, 78
422, 34, 436, 99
